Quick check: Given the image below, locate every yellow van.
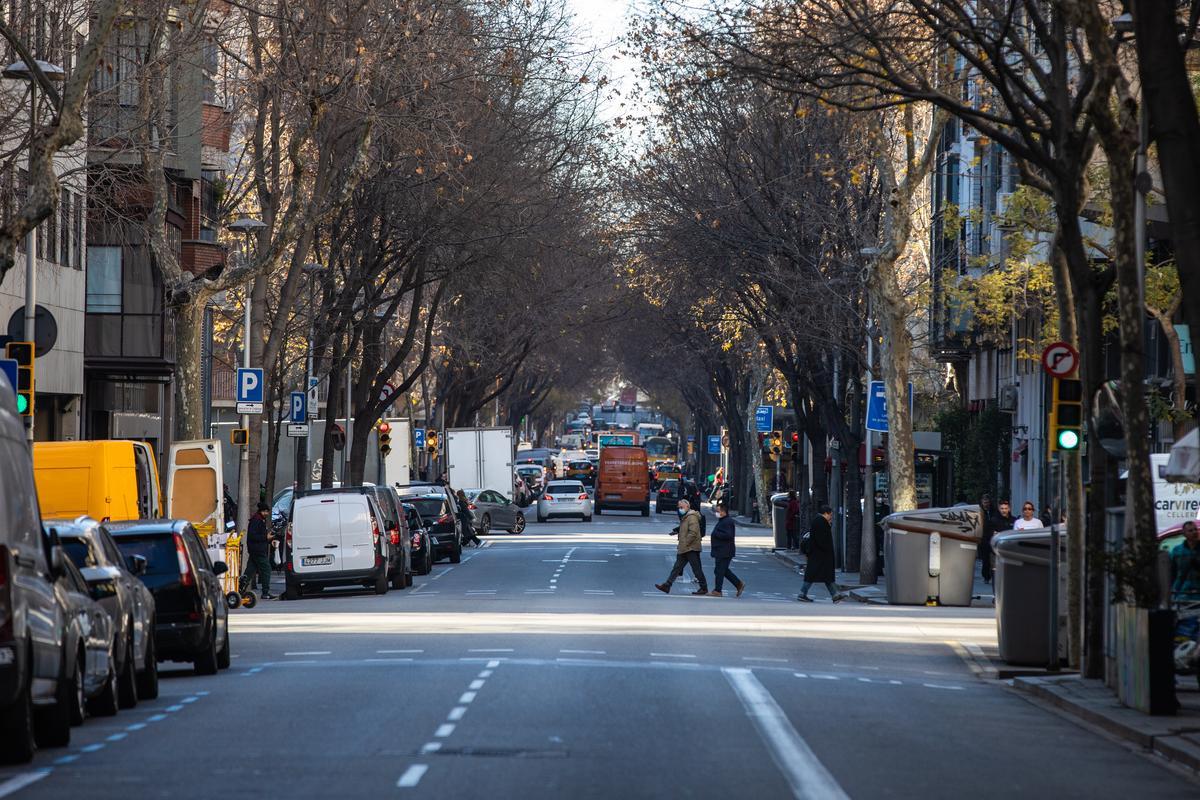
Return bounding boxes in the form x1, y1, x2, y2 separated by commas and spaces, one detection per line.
33, 440, 164, 521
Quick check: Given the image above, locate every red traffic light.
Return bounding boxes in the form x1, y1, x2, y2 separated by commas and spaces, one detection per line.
378, 422, 391, 434
790, 432, 799, 444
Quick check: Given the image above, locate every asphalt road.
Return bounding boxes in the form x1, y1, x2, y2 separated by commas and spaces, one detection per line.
2, 507, 1195, 798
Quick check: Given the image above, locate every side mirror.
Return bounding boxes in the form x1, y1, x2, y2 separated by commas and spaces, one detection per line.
127, 554, 148, 577
50, 545, 68, 580
212, 561, 228, 576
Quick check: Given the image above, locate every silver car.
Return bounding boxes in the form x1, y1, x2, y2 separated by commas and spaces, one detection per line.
465, 489, 526, 534
536, 480, 594, 523
50, 517, 158, 705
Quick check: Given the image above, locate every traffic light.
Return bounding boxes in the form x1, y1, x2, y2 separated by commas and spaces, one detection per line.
769, 430, 783, 461
378, 421, 392, 455
426, 430, 439, 456
5, 341, 33, 417
1049, 377, 1082, 452
331, 423, 346, 451
231, 428, 249, 446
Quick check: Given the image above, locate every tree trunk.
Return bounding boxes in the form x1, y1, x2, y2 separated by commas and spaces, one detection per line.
1134, 2, 1200, 345
1149, 307, 1188, 439
745, 361, 769, 526
872, 268, 916, 513
173, 300, 206, 440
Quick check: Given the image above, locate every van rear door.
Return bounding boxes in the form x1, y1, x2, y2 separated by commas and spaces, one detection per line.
338, 495, 376, 571
292, 496, 341, 574
166, 440, 221, 553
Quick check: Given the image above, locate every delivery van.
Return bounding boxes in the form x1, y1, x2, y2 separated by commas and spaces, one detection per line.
34, 440, 163, 521
594, 445, 650, 516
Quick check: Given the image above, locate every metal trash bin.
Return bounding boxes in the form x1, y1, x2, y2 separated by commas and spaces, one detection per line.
883, 505, 982, 606
994, 527, 1067, 666
770, 493, 790, 549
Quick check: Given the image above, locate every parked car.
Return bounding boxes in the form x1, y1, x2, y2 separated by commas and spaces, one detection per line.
106, 520, 231, 676
284, 491, 392, 598
537, 480, 594, 523
0, 374, 73, 763
397, 492, 463, 564
52, 556, 117, 723
49, 517, 158, 705
464, 489, 527, 534
403, 503, 434, 575
293, 486, 411, 590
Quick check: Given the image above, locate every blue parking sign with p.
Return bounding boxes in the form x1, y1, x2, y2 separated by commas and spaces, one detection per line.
414, 428, 426, 449
236, 368, 264, 403
290, 391, 306, 423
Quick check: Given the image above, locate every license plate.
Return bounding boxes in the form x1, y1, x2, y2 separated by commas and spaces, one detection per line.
0, 647, 13, 665
606, 494, 621, 500
302, 555, 333, 566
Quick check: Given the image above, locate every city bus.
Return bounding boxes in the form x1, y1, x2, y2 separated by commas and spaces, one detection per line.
643, 435, 677, 462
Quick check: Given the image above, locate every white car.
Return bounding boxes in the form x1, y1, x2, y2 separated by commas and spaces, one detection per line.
536, 480, 593, 522
285, 491, 393, 598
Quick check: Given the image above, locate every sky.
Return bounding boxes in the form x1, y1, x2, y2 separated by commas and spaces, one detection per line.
564, 0, 641, 119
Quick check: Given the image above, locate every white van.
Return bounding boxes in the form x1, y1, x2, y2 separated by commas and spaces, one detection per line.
284, 491, 392, 599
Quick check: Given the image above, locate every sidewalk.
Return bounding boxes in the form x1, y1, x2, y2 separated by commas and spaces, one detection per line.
1012, 674, 1200, 776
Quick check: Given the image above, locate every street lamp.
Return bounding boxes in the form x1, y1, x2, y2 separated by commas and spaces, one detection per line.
227, 216, 265, 536
3, 59, 64, 441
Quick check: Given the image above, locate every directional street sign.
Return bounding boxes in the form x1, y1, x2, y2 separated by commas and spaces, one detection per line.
289, 391, 307, 424
414, 428, 426, 450
1041, 341, 1079, 378
755, 405, 774, 433
0, 358, 16, 395
236, 367, 264, 415
286, 423, 310, 438
867, 380, 914, 433
707, 434, 721, 455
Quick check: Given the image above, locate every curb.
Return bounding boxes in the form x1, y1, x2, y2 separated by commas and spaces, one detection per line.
1011, 677, 1200, 776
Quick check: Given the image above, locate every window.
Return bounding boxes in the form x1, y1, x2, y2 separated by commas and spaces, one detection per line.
86, 246, 122, 312
60, 191, 71, 267
72, 195, 82, 268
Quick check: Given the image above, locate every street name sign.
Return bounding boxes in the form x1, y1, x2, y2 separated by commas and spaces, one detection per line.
867, 380, 914, 432
755, 405, 774, 433
707, 435, 721, 455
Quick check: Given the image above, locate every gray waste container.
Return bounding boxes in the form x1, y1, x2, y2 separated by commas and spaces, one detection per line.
993, 527, 1067, 666
770, 493, 790, 549
883, 505, 982, 606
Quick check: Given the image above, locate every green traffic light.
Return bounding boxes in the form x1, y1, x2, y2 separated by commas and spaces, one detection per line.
15, 393, 28, 414
1057, 429, 1080, 450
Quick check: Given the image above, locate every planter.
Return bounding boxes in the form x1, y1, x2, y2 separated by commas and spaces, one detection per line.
1114, 603, 1177, 715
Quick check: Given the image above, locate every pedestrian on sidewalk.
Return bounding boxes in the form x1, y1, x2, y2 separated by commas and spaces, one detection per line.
1170, 521, 1200, 602
785, 490, 801, 550
241, 501, 275, 600
1013, 501, 1043, 530
984, 499, 1015, 584
708, 500, 745, 597
797, 503, 841, 603
655, 499, 709, 595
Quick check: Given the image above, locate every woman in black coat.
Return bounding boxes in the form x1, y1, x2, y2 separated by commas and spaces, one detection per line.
798, 503, 842, 602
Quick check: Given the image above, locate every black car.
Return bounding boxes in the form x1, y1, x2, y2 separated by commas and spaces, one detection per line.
400, 494, 462, 564
107, 520, 231, 676
655, 479, 683, 514
294, 486, 412, 590
403, 503, 434, 575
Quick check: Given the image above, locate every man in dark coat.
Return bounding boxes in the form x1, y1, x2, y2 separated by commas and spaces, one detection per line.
984, 499, 1016, 584
241, 501, 274, 599
797, 503, 841, 602
708, 500, 745, 597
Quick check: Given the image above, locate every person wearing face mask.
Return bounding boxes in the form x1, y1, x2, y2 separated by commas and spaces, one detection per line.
1013, 501, 1043, 530
655, 499, 709, 595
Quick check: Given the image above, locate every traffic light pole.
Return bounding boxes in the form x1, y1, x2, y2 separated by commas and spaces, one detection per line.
22, 82, 36, 442
237, 288, 251, 538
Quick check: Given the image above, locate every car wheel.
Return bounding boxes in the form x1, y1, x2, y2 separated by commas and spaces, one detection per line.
117, 634, 138, 709
512, 514, 526, 534
419, 552, 433, 575
136, 630, 159, 700
194, 627, 219, 676
404, 567, 414, 588
391, 566, 406, 590
595, 505, 602, 515
450, 539, 462, 564
284, 583, 302, 601
69, 648, 86, 726
641, 505, 650, 517
480, 514, 491, 535
0, 644, 36, 763
584, 515, 593, 522
87, 661, 119, 718
217, 627, 231, 670
34, 653, 72, 748
375, 572, 389, 595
